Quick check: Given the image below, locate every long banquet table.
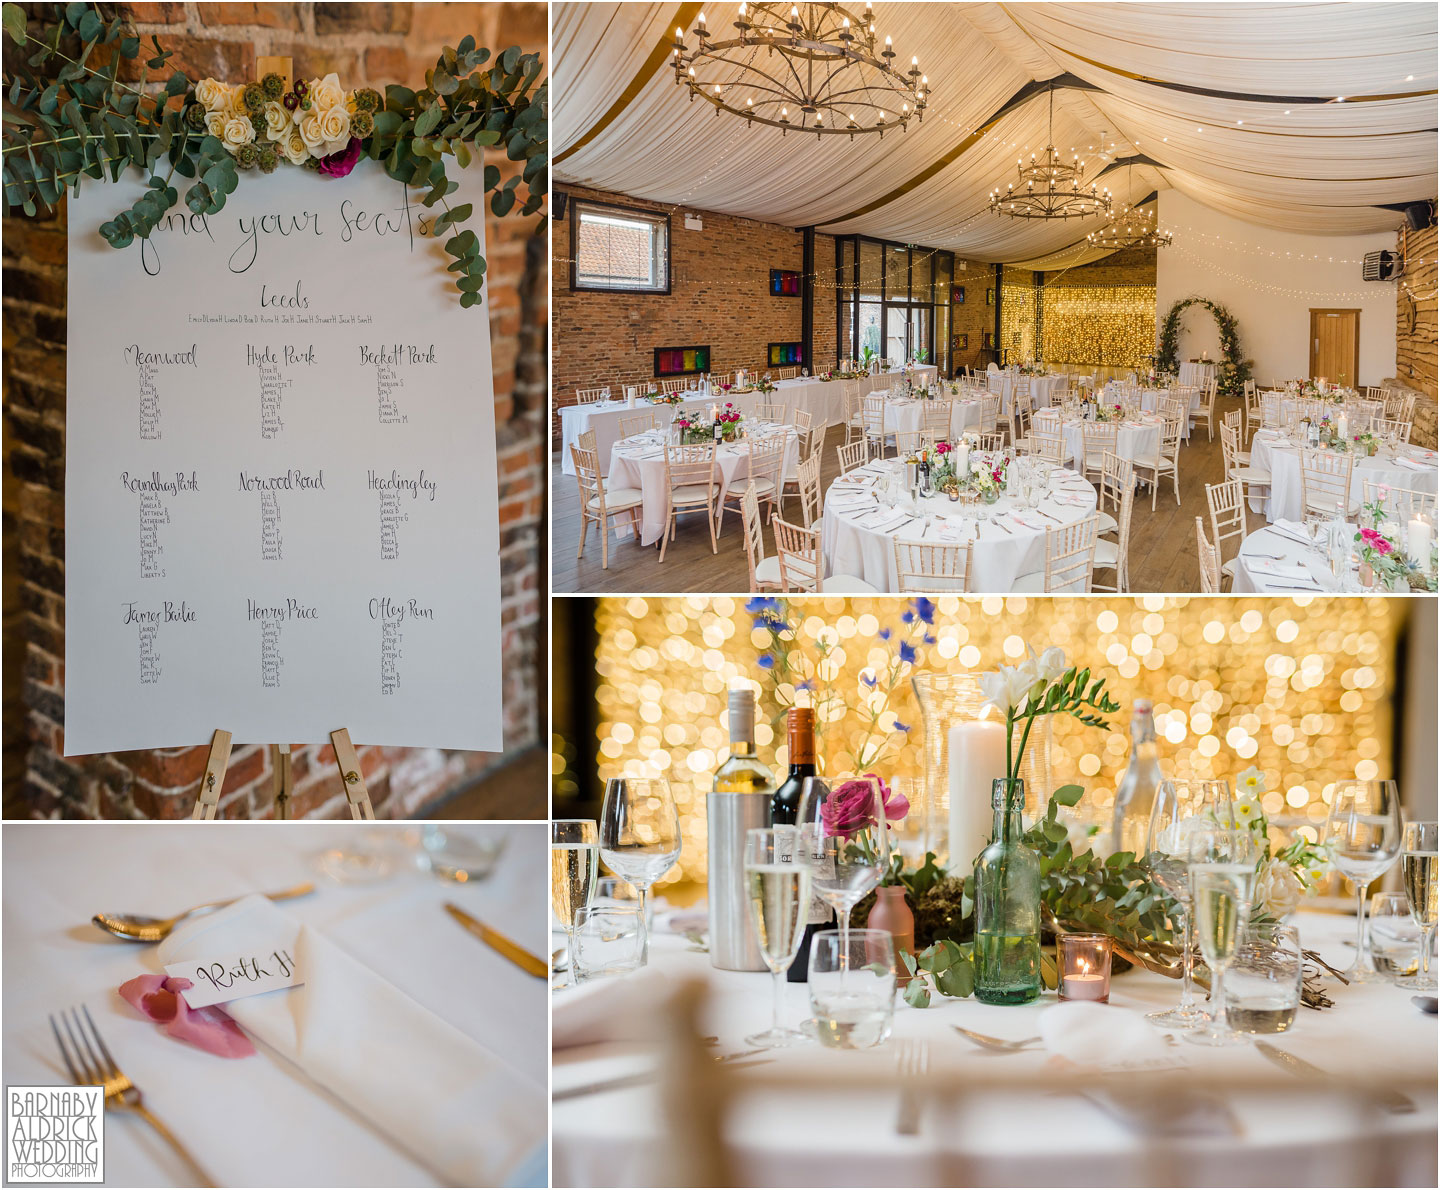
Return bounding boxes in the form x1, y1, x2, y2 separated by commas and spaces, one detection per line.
552, 911, 1436, 1188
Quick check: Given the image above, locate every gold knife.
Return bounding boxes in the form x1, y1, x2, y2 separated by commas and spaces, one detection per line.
1255, 1041, 1414, 1114
444, 902, 547, 978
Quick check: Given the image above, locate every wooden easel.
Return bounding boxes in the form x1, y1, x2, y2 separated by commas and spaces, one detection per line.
191, 728, 376, 820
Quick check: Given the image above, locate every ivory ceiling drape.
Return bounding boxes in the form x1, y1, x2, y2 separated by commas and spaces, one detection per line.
553, 1, 1437, 260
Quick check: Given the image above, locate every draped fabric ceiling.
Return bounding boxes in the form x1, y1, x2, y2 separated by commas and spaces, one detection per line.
554, 2, 1438, 264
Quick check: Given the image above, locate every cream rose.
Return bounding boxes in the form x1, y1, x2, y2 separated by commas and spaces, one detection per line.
282, 129, 310, 166
263, 100, 290, 141
204, 110, 228, 138
194, 78, 226, 111
1255, 858, 1303, 920
298, 111, 328, 151
317, 105, 351, 152
310, 72, 344, 112
222, 116, 256, 150
223, 83, 248, 118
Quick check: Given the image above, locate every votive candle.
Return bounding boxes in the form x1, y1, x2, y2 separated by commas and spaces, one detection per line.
1057, 933, 1113, 1002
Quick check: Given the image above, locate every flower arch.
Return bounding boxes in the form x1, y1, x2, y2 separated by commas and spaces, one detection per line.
1156, 297, 1253, 397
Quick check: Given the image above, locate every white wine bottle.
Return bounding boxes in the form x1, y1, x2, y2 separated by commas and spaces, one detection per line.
1108, 699, 1163, 858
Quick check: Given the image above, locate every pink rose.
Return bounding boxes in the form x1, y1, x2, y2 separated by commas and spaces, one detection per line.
822, 774, 909, 838
316, 136, 363, 178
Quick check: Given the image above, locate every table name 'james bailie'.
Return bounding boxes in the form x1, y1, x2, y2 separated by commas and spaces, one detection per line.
237, 469, 326, 492
358, 344, 437, 366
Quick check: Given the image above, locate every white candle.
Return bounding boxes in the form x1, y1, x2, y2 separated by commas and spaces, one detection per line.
1337, 414, 1348, 440
1408, 517, 1432, 560
947, 720, 1006, 874
957, 440, 970, 477
1060, 972, 1108, 1002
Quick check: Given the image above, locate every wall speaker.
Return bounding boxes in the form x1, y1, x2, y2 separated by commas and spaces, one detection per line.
1402, 201, 1436, 231
1362, 250, 1399, 281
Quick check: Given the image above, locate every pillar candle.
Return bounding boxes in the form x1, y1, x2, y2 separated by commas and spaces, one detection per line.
1408, 517, 1432, 560
947, 720, 1006, 874
957, 441, 970, 477
1337, 414, 1348, 440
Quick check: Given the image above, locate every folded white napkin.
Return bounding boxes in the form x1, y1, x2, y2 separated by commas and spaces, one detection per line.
1038, 1001, 1179, 1071
159, 895, 544, 1187
552, 964, 673, 1050
1394, 456, 1427, 470
1011, 513, 1047, 531
1251, 557, 1316, 582
656, 907, 709, 935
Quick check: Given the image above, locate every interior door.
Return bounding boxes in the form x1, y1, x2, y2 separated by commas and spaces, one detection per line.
1309, 308, 1360, 385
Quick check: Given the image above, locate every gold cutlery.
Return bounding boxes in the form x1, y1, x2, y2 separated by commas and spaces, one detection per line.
952, 1026, 1043, 1052
444, 902, 547, 978
1255, 1041, 1414, 1114
92, 883, 315, 942
895, 1039, 929, 1135
51, 1004, 215, 1187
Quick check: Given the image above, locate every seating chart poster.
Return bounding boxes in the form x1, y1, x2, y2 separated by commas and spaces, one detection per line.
65, 162, 501, 754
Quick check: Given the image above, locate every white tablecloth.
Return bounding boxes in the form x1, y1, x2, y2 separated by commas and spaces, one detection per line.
1247, 431, 1437, 520
1231, 524, 1346, 593
870, 394, 986, 442
1259, 395, 1385, 435
2, 824, 548, 1188
552, 912, 1436, 1188
608, 424, 800, 547
818, 459, 1098, 591
988, 372, 1066, 408
1179, 360, 1216, 388
560, 393, 761, 476
1059, 414, 1163, 471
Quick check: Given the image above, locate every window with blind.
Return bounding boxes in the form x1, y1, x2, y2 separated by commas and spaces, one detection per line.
570, 200, 671, 294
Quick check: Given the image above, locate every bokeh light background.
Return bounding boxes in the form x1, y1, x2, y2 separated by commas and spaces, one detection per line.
579, 595, 1404, 889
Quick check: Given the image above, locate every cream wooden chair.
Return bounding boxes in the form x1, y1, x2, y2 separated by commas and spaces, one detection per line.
1196, 516, 1222, 593
1029, 413, 1068, 465
795, 451, 824, 530
741, 485, 783, 592
717, 434, 785, 535
975, 430, 1007, 452
1385, 390, 1417, 423
576, 386, 611, 405
618, 411, 658, 439
1362, 480, 1436, 523
660, 443, 720, 562
1095, 450, 1133, 536
894, 429, 925, 457
980, 394, 1002, 433
1299, 448, 1356, 519
1192, 377, 1218, 441
837, 439, 869, 474
921, 401, 950, 444
1243, 382, 1263, 444
776, 366, 799, 380
571, 440, 642, 570
842, 379, 866, 445
771, 515, 820, 592
862, 395, 889, 457
754, 402, 786, 424
1223, 409, 1251, 464
1093, 476, 1134, 593
1259, 391, 1285, 431
1013, 515, 1098, 593
660, 377, 690, 395
1220, 421, 1271, 503
1364, 385, 1383, 402
1374, 417, 1413, 444
1079, 422, 1118, 483
1205, 478, 1248, 590
790, 406, 813, 437
893, 540, 973, 592
1135, 413, 1182, 509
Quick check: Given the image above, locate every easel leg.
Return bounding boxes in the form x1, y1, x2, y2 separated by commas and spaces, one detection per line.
272, 743, 293, 820
329, 728, 376, 820
190, 730, 234, 820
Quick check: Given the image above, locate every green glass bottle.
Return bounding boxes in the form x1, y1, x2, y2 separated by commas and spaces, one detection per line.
972, 778, 1042, 1005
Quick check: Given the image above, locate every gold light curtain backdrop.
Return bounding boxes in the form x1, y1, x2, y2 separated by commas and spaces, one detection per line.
589, 596, 1404, 889
1000, 267, 1155, 368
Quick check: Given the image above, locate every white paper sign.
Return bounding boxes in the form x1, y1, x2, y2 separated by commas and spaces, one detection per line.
64, 162, 502, 754
164, 944, 302, 1009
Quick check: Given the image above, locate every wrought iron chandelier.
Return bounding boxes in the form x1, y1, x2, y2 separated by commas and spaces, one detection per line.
989, 84, 1111, 220
1086, 163, 1172, 250
671, 3, 929, 138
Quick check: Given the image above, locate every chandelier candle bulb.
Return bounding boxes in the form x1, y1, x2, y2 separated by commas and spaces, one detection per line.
1058, 934, 1113, 1002
947, 719, 1006, 875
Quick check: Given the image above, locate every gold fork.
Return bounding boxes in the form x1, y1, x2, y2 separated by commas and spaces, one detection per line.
50, 1005, 215, 1187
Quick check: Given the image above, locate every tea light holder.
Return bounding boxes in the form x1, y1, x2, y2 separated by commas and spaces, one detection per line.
1057, 933, 1112, 1002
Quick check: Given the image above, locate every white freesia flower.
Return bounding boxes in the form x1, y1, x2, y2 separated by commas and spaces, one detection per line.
195, 78, 226, 111
1236, 766, 1266, 796
980, 662, 1037, 718
1255, 857, 1303, 919
1027, 644, 1067, 684
263, 100, 290, 140
310, 72, 344, 112
221, 116, 255, 150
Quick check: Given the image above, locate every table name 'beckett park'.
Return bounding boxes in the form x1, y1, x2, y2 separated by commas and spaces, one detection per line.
359, 344, 437, 366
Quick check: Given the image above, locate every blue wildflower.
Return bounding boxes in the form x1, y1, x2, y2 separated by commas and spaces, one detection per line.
893, 720, 912, 733
758, 654, 775, 669
899, 641, 917, 665
745, 596, 782, 616
796, 678, 816, 692
861, 673, 878, 688
878, 627, 892, 641
901, 610, 915, 624
925, 634, 937, 645
912, 597, 936, 625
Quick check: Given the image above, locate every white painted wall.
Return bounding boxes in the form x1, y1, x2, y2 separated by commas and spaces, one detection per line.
1155, 191, 1398, 387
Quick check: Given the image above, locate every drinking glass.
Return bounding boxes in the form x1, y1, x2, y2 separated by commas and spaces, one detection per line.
808, 929, 896, 1049
744, 827, 814, 1048
572, 905, 646, 981
1324, 779, 1403, 983
599, 777, 682, 966
1400, 821, 1438, 991
551, 819, 598, 990
419, 825, 507, 882
1368, 891, 1422, 981
1144, 778, 1233, 1027
796, 776, 890, 963
1224, 922, 1303, 1036
1186, 828, 1259, 1047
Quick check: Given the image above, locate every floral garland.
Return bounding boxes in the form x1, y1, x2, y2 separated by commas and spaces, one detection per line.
1155, 297, 1253, 397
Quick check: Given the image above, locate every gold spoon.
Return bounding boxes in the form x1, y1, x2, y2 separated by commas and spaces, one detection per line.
92, 883, 315, 942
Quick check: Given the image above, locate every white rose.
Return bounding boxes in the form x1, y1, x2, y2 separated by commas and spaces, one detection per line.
310, 72, 344, 112
1255, 858, 1303, 920
194, 78, 226, 111
298, 111, 328, 150
263, 100, 290, 141
282, 129, 310, 166
317, 104, 351, 152
224, 83, 248, 118
222, 117, 255, 150
204, 110, 228, 138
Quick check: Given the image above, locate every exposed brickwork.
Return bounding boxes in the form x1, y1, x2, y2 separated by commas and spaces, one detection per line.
1, 3, 547, 818
950, 260, 995, 371
1395, 223, 1437, 448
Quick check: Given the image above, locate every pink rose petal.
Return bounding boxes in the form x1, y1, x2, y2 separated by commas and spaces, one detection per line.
118, 974, 255, 1059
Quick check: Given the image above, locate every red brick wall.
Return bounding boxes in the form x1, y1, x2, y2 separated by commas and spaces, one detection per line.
2, 2, 547, 818
951, 261, 996, 372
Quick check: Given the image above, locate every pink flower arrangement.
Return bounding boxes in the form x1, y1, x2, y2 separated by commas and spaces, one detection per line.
317, 136, 363, 178
935, 440, 953, 455
716, 402, 742, 425
822, 774, 910, 838
1359, 527, 1394, 556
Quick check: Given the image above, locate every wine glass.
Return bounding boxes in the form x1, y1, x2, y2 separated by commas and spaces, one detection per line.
743, 827, 814, 1048
1400, 821, 1438, 991
1186, 827, 1260, 1047
551, 819, 598, 990
1324, 779, 1403, 983
599, 778, 682, 965
1144, 779, 1232, 1027
795, 776, 890, 964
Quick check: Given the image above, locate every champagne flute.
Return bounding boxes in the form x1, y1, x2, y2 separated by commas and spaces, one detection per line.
1400, 821, 1438, 991
1186, 827, 1259, 1047
1324, 779, 1403, 983
599, 778, 682, 965
796, 776, 890, 964
744, 827, 814, 1048
1144, 779, 1232, 1027
551, 819, 598, 990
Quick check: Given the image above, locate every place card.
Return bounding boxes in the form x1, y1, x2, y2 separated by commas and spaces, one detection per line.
164, 936, 303, 1008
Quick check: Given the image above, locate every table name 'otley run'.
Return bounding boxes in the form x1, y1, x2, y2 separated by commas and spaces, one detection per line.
369, 596, 434, 622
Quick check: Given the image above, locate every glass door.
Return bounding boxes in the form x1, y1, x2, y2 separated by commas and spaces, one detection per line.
885, 307, 910, 368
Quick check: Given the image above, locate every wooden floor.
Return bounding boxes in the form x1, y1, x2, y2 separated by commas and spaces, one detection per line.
551, 397, 1257, 595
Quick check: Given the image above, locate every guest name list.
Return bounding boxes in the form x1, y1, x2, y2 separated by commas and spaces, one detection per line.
65, 164, 502, 754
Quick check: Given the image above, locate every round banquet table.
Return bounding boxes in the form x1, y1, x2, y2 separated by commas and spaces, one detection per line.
2, 824, 548, 1189
1246, 430, 1438, 521
607, 423, 800, 547
552, 911, 1436, 1188
1230, 523, 1348, 593
818, 458, 1098, 592
1059, 413, 1163, 471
